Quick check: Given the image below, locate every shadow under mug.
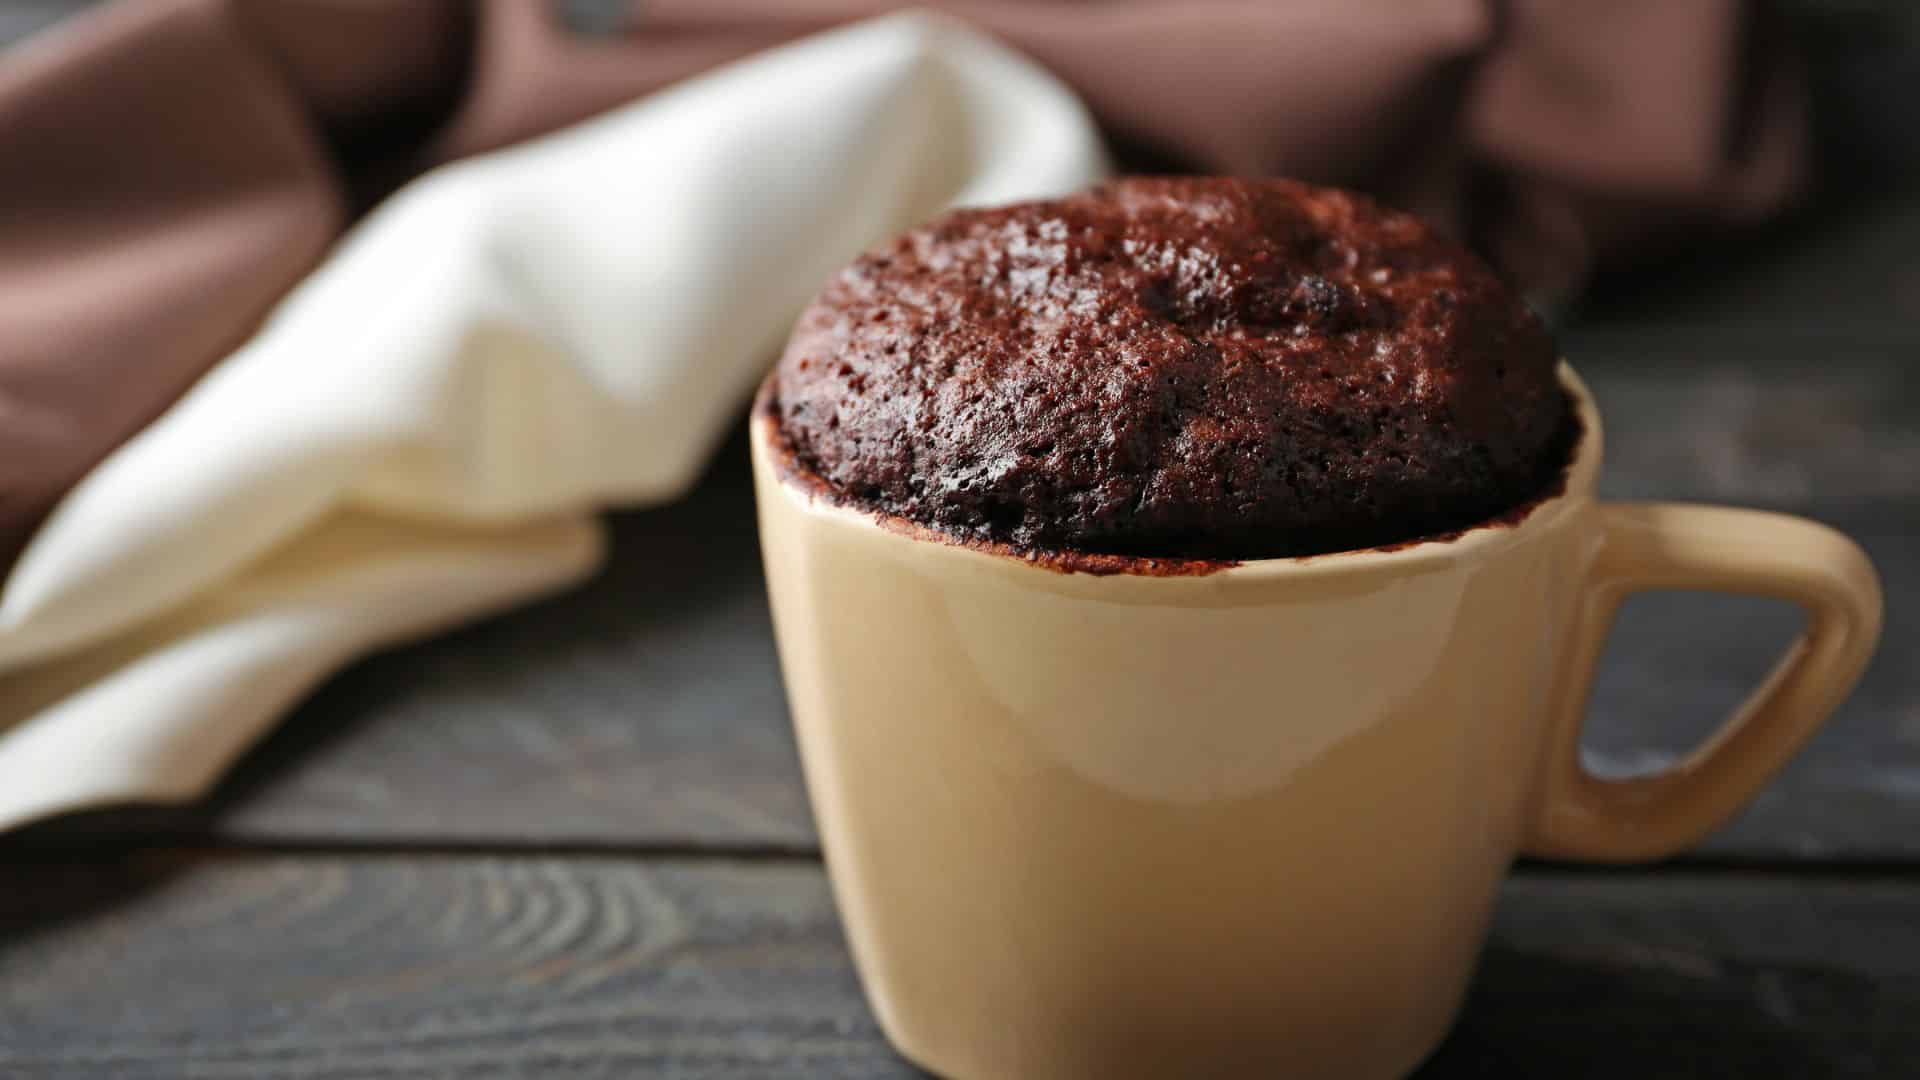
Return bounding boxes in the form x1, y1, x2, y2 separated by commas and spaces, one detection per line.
750, 363, 1882, 1080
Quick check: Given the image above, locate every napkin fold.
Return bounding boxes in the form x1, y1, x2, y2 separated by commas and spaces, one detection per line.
0, 13, 1107, 830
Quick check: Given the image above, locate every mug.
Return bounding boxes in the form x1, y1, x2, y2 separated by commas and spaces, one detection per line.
750, 363, 1882, 1079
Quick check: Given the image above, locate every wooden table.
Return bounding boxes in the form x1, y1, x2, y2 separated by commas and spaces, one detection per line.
5, 5, 1920, 1076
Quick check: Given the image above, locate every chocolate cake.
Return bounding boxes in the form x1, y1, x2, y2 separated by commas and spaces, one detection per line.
772, 177, 1574, 560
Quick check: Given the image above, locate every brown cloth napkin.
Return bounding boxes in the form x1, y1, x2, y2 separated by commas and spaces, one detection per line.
0, 0, 1805, 577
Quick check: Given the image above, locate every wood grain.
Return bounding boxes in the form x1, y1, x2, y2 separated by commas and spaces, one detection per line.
2, 857, 1917, 1078
0, 855, 891, 1078
1433, 869, 1920, 1079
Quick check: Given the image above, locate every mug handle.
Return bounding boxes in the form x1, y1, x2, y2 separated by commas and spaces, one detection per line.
1525, 502, 1883, 862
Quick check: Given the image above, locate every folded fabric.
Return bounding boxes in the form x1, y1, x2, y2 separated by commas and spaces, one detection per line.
0, 0, 1805, 581
0, 13, 1107, 830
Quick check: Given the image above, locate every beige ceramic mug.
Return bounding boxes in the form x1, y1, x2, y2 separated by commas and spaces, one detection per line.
751, 363, 1882, 1080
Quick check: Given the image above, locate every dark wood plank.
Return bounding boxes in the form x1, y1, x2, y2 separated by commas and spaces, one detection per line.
0, 855, 894, 1078
2, 857, 1917, 1077
1587, 345, 1920, 506
1429, 869, 1920, 1079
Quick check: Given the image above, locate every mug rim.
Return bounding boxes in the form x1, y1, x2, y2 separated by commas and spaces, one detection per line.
753, 361, 1602, 585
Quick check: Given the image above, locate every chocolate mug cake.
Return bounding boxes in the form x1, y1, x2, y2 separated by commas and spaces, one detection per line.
771, 176, 1575, 560
752, 178, 1881, 1080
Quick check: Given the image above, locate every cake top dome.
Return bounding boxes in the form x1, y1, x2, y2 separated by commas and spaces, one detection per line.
773, 177, 1572, 560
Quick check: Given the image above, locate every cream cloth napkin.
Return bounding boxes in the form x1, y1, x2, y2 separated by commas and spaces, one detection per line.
0, 13, 1107, 831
